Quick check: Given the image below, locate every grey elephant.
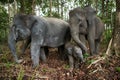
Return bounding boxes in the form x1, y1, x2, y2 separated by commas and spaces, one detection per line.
8, 22, 47, 63
69, 7, 88, 54
65, 42, 84, 69
8, 14, 70, 67
69, 6, 104, 55
84, 5, 104, 55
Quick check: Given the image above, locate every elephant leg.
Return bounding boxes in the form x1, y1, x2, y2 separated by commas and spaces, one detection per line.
68, 55, 74, 69
88, 37, 95, 55
74, 59, 80, 69
44, 47, 49, 57
58, 45, 66, 60
31, 43, 40, 67
8, 37, 23, 63
95, 39, 100, 54
21, 38, 31, 54
40, 48, 47, 62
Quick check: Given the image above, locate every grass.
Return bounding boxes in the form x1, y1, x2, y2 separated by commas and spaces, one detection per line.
115, 67, 120, 72
17, 67, 25, 80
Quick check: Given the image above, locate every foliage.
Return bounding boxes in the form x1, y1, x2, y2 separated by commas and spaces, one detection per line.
17, 67, 25, 80
0, 5, 9, 42
0, 6, 8, 29
0, 0, 14, 4
115, 67, 120, 72
83, 53, 90, 59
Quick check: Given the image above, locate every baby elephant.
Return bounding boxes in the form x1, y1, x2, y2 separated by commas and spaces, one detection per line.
65, 42, 84, 69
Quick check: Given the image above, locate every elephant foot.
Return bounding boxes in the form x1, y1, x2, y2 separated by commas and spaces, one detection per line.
32, 64, 40, 69
16, 59, 23, 63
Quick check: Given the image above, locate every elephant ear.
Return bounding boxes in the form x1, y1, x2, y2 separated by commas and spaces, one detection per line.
13, 14, 36, 30
26, 15, 37, 29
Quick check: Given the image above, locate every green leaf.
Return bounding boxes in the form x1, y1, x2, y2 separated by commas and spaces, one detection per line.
115, 67, 120, 72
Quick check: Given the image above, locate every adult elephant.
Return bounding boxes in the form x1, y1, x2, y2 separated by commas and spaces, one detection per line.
69, 7, 88, 53
69, 6, 104, 55
8, 14, 71, 67
84, 5, 104, 55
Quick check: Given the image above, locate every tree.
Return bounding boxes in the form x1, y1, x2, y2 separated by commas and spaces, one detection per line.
19, 0, 36, 14
112, 0, 120, 56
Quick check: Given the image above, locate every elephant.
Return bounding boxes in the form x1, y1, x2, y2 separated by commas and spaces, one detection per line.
84, 5, 104, 55
8, 14, 71, 67
69, 7, 88, 54
65, 42, 84, 69
69, 6, 104, 55
8, 22, 47, 63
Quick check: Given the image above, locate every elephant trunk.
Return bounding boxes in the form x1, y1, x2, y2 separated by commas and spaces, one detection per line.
70, 30, 87, 52
74, 46, 84, 62
8, 31, 20, 63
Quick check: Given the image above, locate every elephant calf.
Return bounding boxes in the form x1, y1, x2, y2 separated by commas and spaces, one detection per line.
65, 42, 84, 69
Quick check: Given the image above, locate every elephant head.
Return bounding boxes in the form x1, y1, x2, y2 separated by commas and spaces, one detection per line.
73, 46, 84, 62
69, 7, 88, 52
84, 5, 96, 16
8, 14, 36, 63
84, 5, 97, 26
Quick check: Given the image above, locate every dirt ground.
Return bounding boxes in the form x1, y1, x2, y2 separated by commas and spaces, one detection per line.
0, 44, 120, 80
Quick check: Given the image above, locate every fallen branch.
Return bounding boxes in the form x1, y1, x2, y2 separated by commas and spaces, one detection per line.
105, 38, 113, 56
87, 38, 113, 69
87, 57, 105, 69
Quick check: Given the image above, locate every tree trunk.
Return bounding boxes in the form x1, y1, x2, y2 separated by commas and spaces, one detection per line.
8, 1, 11, 24
112, 0, 120, 56
14, 0, 17, 14
32, 0, 36, 14
61, 0, 63, 19
50, 0, 52, 16
102, 0, 105, 18
57, 0, 59, 15
19, 0, 25, 13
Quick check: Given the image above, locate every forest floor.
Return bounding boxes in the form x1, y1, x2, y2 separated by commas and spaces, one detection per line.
0, 42, 120, 80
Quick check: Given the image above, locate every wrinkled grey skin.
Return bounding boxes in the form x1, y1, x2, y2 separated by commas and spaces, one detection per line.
8, 14, 70, 67
69, 6, 104, 55
8, 17, 46, 63
21, 38, 49, 57
84, 6, 104, 55
65, 42, 84, 69
8, 15, 31, 63
69, 7, 88, 53
21, 39, 62, 59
